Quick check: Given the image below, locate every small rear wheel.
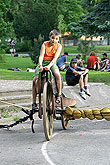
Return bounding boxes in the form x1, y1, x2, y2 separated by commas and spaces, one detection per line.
43, 82, 54, 140
61, 114, 70, 130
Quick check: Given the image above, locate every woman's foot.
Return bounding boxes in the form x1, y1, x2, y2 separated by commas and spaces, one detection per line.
32, 103, 38, 111
55, 93, 61, 104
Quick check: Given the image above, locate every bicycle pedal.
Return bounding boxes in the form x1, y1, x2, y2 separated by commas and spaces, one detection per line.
56, 109, 66, 114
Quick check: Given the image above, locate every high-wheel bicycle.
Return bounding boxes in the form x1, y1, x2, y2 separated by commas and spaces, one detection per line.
37, 69, 76, 140
0, 69, 76, 141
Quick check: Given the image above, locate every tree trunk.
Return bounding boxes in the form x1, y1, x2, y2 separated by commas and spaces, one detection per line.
107, 35, 110, 45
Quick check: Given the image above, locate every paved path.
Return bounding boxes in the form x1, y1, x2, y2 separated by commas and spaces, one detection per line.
0, 81, 110, 165
62, 82, 110, 109
0, 80, 110, 108
0, 80, 32, 92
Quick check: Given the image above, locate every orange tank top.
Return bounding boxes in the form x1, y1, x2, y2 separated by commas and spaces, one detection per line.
43, 41, 60, 61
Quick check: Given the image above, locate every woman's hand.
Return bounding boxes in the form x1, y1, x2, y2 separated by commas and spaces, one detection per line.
39, 66, 44, 72
44, 65, 50, 71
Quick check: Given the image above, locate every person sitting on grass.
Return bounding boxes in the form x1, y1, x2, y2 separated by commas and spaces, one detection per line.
76, 54, 84, 67
56, 52, 70, 71
32, 29, 62, 110
66, 58, 91, 100
87, 51, 99, 71
99, 53, 110, 71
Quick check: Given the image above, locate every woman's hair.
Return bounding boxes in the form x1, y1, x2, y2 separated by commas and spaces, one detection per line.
90, 51, 96, 56
49, 29, 61, 38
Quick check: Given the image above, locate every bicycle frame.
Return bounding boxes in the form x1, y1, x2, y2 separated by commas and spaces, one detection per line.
38, 70, 54, 119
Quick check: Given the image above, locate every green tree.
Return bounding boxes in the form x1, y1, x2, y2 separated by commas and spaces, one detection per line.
77, 39, 95, 62
13, 0, 58, 42
69, 0, 110, 42
0, 0, 12, 38
13, 0, 84, 41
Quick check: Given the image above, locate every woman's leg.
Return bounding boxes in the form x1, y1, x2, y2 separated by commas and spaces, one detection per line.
32, 76, 38, 104
52, 68, 62, 96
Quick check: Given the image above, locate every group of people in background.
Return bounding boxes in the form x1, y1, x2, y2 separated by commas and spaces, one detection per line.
57, 51, 110, 73
87, 52, 110, 72
56, 51, 110, 100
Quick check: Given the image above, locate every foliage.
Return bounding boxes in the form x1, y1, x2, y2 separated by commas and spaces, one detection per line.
13, 0, 57, 41
77, 39, 95, 62
0, 48, 6, 62
13, 0, 84, 42
58, 14, 67, 34
0, 39, 10, 53
0, 0, 13, 38
13, 116, 20, 121
69, 0, 110, 42
60, 0, 84, 31
16, 39, 32, 52
30, 34, 44, 64
1, 109, 12, 118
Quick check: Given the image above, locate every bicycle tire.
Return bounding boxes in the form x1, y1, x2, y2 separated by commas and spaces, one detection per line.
43, 82, 54, 141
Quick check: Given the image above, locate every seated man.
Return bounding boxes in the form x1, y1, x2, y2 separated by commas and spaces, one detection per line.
56, 52, 70, 71
66, 58, 91, 100
100, 53, 110, 71
76, 54, 84, 67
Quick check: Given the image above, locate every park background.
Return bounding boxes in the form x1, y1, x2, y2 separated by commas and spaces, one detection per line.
0, 0, 110, 84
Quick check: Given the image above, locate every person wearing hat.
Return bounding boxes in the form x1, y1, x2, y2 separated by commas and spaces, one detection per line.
66, 58, 91, 100
56, 52, 70, 71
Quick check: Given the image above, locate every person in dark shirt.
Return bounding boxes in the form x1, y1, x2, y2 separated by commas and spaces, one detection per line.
66, 58, 91, 100
56, 52, 70, 71
76, 54, 84, 67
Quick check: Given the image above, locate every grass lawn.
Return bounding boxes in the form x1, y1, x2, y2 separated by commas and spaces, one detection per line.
64, 45, 110, 54
0, 55, 35, 80
0, 54, 110, 85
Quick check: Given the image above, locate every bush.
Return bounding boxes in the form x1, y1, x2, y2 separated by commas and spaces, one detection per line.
30, 34, 44, 64
77, 40, 95, 62
0, 40, 10, 53
16, 39, 32, 52
0, 48, 6, 62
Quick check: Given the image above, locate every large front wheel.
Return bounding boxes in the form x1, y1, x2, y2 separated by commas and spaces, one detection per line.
43, 82, 54, 141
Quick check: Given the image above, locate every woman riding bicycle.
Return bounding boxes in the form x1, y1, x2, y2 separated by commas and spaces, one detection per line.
32, 29, 62, 110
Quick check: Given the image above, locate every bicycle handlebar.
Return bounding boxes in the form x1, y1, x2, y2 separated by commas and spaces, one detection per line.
39, 68, 53, 82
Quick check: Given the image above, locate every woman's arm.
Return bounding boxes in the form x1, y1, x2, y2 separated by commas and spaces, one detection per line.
38, 43, 45, 72
39, 43, 45, 66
